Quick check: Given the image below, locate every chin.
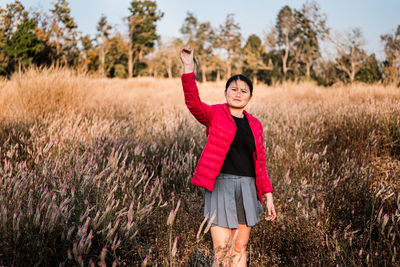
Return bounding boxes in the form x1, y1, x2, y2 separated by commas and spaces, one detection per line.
229, 102, 246, 109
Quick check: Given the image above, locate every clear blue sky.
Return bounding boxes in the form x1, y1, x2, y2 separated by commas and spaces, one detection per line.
1, 0, 399, 59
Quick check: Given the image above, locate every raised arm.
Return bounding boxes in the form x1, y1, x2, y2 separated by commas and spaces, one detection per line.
180, 47, 213, 126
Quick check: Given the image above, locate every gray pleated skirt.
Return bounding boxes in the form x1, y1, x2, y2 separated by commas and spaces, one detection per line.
203, 172, 263, 229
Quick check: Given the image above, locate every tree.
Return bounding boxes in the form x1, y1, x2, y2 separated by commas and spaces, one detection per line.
262, 49, 286, 85
262, 26, 279, 82
381, 25, 400, 85
0, 0, 29, 74
106, 32, 129, 78
0, 7, 10, 75
148, 38, 182, 78
180, 12, 198, 44
96, 14, 112, 77
49, 0, 78, 66
264, 26, 277, 53
314, 58, 338, 86
209, 54, 226, 82
27, 9, 57, 68
243, 34, 267, 85
295, 1, 329, 79
79, 34, 98, 73
0, 8, 8, 75
195, 22, 215, 82
216, 13, 242, 79
180, 12, 215, 82
275, 5, 296, 78
0, 0, 28, 37
356, 53, 382, 83
271, 3, 328, 81
127, 0, 164, 77
179, 12, 200, 76
333, 28, 367, 83
3, 19, 45, 71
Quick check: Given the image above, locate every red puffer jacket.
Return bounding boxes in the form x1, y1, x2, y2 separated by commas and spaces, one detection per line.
182, 72, 273, 204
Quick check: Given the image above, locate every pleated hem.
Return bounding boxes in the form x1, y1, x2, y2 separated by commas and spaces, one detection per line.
203, 173, 263, 229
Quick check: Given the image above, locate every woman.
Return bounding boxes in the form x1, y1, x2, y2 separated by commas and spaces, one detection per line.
180, 47, 276, 266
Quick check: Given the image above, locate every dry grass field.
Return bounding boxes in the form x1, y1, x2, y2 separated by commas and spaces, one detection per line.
0, 67, 399, 266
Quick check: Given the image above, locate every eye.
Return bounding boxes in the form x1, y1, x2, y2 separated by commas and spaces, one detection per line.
241, 90, 247, 93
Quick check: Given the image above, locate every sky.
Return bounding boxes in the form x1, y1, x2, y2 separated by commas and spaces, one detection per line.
1, 0, 399, 60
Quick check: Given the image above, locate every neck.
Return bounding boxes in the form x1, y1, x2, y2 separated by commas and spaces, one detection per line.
229, 106, 244, 118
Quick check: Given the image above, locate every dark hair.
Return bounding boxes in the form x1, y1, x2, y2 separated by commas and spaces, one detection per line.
225, 74, 253, 96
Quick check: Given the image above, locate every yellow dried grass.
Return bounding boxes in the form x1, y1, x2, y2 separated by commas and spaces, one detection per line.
0, 66, 399, 124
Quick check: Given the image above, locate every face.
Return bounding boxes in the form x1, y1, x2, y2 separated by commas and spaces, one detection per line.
225, 79, 252, 109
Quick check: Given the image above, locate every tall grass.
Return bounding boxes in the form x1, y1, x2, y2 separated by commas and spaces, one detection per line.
0, 66, 399, 265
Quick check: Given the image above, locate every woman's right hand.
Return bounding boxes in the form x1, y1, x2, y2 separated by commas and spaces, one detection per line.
180, 47, 194, 73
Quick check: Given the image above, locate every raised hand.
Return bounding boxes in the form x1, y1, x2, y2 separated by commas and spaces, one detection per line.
180, 47, 194, 73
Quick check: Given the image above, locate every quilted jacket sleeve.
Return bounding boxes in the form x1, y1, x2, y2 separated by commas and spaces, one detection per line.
259, 123, 274, 194
181, 72, 213, 126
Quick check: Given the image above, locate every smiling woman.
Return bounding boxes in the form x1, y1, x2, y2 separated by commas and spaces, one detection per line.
180, 47, 276, 266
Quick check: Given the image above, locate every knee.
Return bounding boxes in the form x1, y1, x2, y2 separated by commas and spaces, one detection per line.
213, 243, 229, 256
234, 241, 247, 254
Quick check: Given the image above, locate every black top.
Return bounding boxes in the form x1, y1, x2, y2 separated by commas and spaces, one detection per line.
220, 114, 256, 177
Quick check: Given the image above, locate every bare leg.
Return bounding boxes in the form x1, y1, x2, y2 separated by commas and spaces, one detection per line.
231, 224, 251, 267
210, 225, 232, 266
210, 224, 251, 266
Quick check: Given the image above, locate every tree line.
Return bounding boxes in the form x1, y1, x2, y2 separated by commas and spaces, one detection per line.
0, 0, 399, 85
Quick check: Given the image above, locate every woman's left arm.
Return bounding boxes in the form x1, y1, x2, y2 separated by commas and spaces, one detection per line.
258, 123, 273, 194
258, 121, 276, 221
263, 192, 276, 221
